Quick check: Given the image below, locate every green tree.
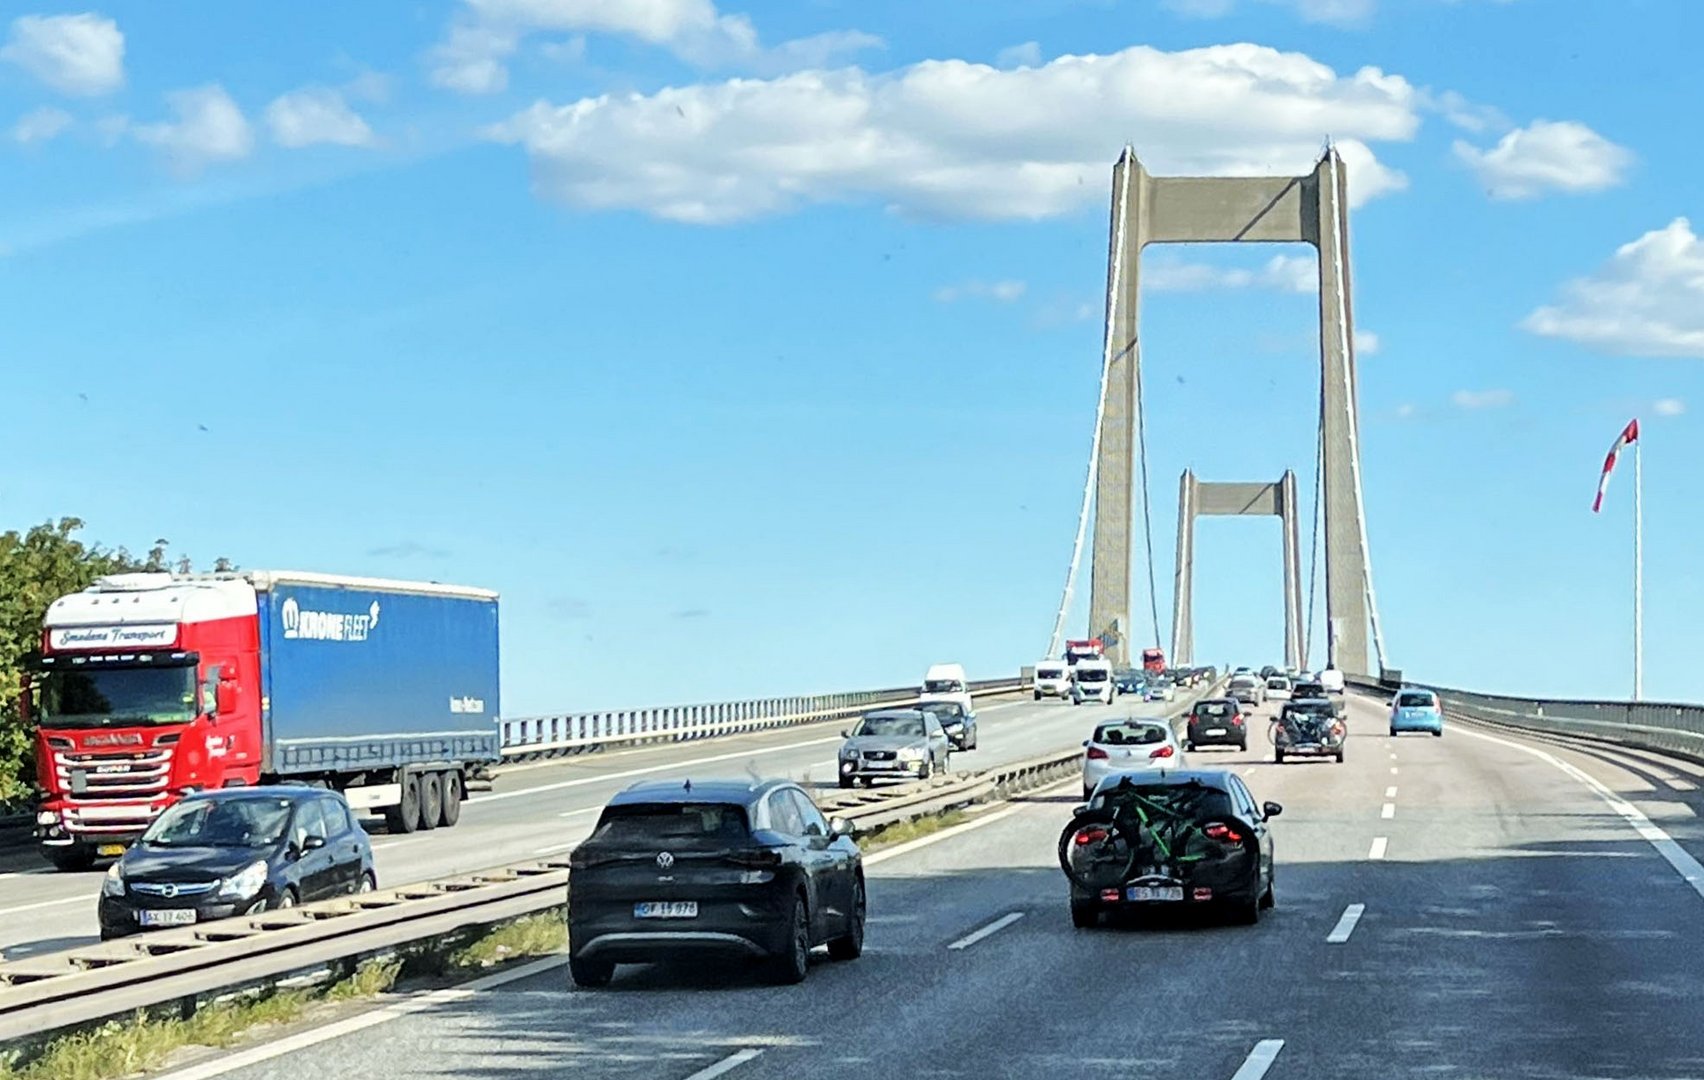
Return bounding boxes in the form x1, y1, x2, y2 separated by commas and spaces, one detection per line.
0, 519, 144, 805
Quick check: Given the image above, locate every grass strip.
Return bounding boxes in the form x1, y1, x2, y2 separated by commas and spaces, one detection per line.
855, 809, 970, 851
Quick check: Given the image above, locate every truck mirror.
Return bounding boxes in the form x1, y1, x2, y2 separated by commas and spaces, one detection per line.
215, 680, 238, 717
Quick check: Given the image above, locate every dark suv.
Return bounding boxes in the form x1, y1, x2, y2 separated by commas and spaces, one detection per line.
568, 778, 866, 987
1185, 698, 1248, 751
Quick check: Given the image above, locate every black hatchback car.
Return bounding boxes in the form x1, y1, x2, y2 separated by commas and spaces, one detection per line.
1060, 769, 1280, 929
1186, 698, 1249, 751
99, 786, 375, 939
568, 778, 865, 987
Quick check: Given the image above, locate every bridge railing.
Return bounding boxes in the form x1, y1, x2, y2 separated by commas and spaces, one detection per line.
1346, 674, 1704, 766
496, 677, 1027, 762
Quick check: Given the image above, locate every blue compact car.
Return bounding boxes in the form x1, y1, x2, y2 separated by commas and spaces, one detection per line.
1389, 687, 1444, 737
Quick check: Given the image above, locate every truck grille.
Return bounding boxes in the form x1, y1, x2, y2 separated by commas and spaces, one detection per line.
54, 747, 174, 799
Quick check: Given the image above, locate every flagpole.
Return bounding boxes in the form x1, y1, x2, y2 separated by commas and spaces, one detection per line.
1634, 437, 1643, 701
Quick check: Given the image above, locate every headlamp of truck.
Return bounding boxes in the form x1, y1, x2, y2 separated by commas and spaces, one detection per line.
102, 862, 125, 898
36, 811, 58, 826
216, 859, 268, 901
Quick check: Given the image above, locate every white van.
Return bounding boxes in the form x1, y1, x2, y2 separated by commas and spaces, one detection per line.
921, 662, 975, 717
1319, 667, 1345, 695
1070, 659, 1116, 706
1034, 661, 1071, 700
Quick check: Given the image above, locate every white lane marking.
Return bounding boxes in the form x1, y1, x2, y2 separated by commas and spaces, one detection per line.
1326, 903, 1365, 944
469, 736, 843, 805
947, 912, 1024, 951
1389, 752, 1397, 760
151, 954, 570, 1080
1368, 837, 1388, 860
1380, 803, 1395, 820
863, 776, 1075, 867
0, 869, 47, 880
0, 895, 87, 916
1453, 725, 1704, 902
1231, 1039, 1286, 1080
683, 1049, 764, 1080
558, 806, 601, 819
1385, 786, 1397, 798
1666, 777, 1698, 792
1390, 767, 1398, 775
533, 842, 576, 855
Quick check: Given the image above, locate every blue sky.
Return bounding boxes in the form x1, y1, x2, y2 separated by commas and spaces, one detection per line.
4, 0, 1702, 712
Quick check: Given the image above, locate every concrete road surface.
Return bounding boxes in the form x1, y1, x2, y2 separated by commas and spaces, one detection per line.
155, 695, 1704, 1080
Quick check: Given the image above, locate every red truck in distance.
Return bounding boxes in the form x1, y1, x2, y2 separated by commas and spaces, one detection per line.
1141, 648, 1167, 674
1064, 639, 1104, 666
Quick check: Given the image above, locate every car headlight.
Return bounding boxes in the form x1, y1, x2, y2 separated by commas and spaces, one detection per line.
103, 862, 125, 898
945, 723, 963, 734
897, 746, 925, 760
215, 859, 269, 901
839, 746, 858, 759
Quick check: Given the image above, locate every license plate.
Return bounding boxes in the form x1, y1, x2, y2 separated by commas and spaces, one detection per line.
97, 844, 127, 857
138, 909, 197, 927
1205, 728, 1226, 736
866, 761, 895, 769
634, 901, 698, 919
1127, 885, 1184, 902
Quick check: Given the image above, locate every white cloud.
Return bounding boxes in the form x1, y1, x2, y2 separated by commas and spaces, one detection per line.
486, 44, 1416, 224
1353, 328, 1380, 354
430, 0, 880, 93
12, 105, 71, 144
133, 85, 253, 176
995, 41, 1042, 69
1522, 219, 1704, 359
1146, 252, 1318, 293
1394, 402, 1416, 418
1, 13, 123, 96
1654, 398, 1686, 417
1164, 0, 1372, 25
1164, 0, 1237, 15
265, 87, 375, 149
934, 280, 1026, 303
1454, 119, 1632, 199
1451, 388, 1514, 409
1425, 88, 1508, 134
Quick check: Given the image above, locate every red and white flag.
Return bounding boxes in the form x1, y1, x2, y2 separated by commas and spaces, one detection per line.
1592, 418, 1639, 513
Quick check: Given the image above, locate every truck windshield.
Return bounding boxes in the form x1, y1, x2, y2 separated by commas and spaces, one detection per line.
38, 666, 197, 728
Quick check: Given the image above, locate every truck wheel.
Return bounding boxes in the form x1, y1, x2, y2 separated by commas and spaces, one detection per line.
43, 844, 96, 873
385, 775, 422, 834
438, 771, 464, 827
418, 772, 443, 831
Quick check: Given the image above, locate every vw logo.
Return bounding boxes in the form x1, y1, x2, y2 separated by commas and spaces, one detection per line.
655, 852, 675, 870
160, 883, 178, 898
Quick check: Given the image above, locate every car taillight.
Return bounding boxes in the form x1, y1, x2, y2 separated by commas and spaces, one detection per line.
1149, 744, 1175, 759
1232, 714, 1245, 726
1203, 822, 1244, 844
1085, 746, 1110, 760
1074, 826, 1109, 846
729, 848, 784, 868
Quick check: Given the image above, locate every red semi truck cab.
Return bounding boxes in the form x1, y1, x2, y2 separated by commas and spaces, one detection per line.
1141, 648, 1166, 674
27, 574, 261, 870
1064, 639, 1104, 666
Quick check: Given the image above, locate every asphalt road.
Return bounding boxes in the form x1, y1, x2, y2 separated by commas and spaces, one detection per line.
0, 689, 1187, 959
158, 694, 1704, 1080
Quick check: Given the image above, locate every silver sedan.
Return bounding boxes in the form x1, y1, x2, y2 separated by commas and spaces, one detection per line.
1081, 718, 1188, 798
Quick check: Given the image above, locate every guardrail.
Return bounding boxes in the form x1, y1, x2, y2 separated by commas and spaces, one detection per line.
496, 678, 1026, 762
1345, 674, 1704, 766
0, 678, 1205, 1050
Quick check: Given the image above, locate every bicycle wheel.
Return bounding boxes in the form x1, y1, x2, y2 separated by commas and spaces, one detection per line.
1266, 720, 1284, 747
1058, 811, 1137, 892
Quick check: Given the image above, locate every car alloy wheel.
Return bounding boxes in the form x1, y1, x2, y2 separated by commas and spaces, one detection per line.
770, 895, 810, 984
828, 878, 865, 961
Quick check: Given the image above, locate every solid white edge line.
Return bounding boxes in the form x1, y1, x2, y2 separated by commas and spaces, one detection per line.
1230, 1038, 1286, 1080
469, 736, 844, 805
683, 1048, 764, 1080
151, 954, 571, 1080
1325, 902, 1365, 943
947, 911, 1025, 951
1453, 725, 1704, 902
0, 895, 87, 916
1380, 803, 1395, 820
862, 776, 1077, 867
1368, 836, 1388, 860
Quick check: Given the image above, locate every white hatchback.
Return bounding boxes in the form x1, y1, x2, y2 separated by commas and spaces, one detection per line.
1081, 719, 1187, 798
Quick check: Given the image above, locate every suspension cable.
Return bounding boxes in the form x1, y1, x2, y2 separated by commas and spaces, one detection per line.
1047, 155, 1132, 659
1303, 398, 1323, 670
1325, 145, 1389, 671
1133, 340, 1163, 652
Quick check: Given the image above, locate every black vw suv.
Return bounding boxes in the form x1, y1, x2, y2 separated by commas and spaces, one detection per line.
568, 778, 866, 987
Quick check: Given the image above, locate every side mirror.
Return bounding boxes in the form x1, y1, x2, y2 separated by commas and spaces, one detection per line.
1262, 801, 1283, 819
1081, 739, 1090, 747
215, 679, 238, 718
840, 730, 850, 739
1072, 804, 1089, 816
828, 817, 854, 838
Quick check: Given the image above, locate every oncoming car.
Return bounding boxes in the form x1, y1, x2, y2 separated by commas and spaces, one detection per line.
1143, 676, 1176, 703
837, 709, 952, 786
1070, 660, 1116, 706
1081, 719, 1186, 798
1389, 687, 1444, 737
567, 779, 864, 987
1060, 770, 1280, 929
918, 699, 978, 751
1034, 661, 1072, 700
98, 786, 375, 940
